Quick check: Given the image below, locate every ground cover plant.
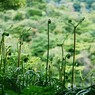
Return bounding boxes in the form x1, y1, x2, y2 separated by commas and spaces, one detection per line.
0, 0, 95, 95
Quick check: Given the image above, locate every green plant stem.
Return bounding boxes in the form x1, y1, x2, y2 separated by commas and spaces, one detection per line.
18, 43, 21, 67
59, 69, 62, 81
2, 85, 5, 95
63, 56, 66, 88
18, 35, 22, 67
3, 58, 6, 73
46, 20, 50, 85
71, 26, 76, 90
48, 65, 51, 85
91, 74, 92, 88
70, 18, 85, 90
0, 55, 2, 72
0, 34, 7, 95
0, 43, 2, 72
22, 61, 24, 88
60, 45, 63, 82
1, 35, 6, 73
61, 45, 64, 73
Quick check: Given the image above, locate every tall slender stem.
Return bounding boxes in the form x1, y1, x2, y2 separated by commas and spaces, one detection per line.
70, 18, 85, 90
18, 34, 23, 67
0, 37, 3, 72
18, 39, 22, 67
63, 56, 66, 88
22, 60, 24, 88
71, 27, 76, 90
61, 45, 64, 70
1, 35, 6, 73
61, 45, 64, 82
46, 19, 51, 85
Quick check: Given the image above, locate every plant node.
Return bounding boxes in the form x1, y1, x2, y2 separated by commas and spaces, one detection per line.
48, 19, 51, 24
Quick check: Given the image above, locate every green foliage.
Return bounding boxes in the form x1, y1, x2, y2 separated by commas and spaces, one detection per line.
91, 3, 95, 10
13, 12, 25, 20
22, 85, 55, 95
5, 90, 18, 95
0, 0, 26, 10
73, 2, 81, 12
26, 8, 42, 17
31, 33, 47, 56
78, 0, 95, 9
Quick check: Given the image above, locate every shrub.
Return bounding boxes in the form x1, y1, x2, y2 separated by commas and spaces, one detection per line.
0, 0, 26, 10
73, 2, 81, 12
91, 3, 95, 10
13, 11, 26, 20
26, 8, 42, 17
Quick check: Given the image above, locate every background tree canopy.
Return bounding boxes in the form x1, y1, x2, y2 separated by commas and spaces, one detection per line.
0, 0, 26, 9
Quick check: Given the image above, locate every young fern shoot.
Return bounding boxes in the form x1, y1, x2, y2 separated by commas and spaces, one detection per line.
46, 19, 51, 85
1, 33, 9, 73
68, 17, 85, 90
